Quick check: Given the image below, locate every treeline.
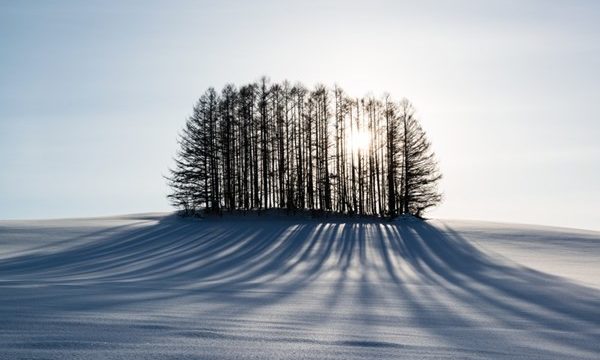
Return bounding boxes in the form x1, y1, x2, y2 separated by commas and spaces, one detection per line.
168, 78, 441, 218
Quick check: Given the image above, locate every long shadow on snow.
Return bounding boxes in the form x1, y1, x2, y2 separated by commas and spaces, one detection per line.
0, 215, 599, 355
0, 216, 344, 314
380, 221, 600, 355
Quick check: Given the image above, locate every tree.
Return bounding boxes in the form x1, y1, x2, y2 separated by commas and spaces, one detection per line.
168, 80, 442, 218
219, 84, 238, 211
398, 99, 442, 217
166, 102, 203, 214
383, 95, 400, 217
257, 77, 271, 209
167, 90, 217, 214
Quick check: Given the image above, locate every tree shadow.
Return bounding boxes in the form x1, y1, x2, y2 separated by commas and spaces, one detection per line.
0, 216, 598, 357
380, 221, 600, 355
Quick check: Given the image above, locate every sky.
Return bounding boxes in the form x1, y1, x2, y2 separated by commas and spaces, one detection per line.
1, 0, 599, 230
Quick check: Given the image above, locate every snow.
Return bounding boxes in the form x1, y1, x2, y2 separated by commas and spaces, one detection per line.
0, 213, 598, 359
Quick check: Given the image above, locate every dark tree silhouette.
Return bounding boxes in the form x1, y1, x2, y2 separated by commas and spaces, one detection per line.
167, 79, 442, 218
398, 99, 443, 216
384, 94, 401, 217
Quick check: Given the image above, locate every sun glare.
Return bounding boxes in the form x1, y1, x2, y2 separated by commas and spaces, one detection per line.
347, 130, 371, 152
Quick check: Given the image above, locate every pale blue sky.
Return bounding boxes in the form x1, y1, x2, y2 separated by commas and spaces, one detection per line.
1, 0, 599, 230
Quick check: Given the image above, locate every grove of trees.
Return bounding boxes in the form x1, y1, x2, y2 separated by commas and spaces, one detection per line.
168, 78, 442, 218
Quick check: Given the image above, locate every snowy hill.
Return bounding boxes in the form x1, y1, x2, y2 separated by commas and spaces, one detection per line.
0, 214, 599, 359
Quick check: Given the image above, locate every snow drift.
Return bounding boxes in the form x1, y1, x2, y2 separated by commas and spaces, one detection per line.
0, 213, 598, 359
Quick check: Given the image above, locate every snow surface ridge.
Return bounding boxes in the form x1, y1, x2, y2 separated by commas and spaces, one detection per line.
0, 214, 599, 359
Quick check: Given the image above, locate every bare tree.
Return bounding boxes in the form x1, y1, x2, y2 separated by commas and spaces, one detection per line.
398, 99, 442, 217
168, 80, 442, 218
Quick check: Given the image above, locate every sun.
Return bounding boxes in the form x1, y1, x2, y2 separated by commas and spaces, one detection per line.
347, 130, 371, 152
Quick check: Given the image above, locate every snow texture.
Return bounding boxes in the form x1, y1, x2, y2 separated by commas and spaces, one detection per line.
0, 213, 599, 359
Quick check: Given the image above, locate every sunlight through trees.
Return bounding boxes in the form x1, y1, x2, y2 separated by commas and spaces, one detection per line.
167, 78, 442, 217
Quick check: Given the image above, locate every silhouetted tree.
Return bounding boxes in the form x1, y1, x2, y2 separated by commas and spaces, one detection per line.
168, 79, 442, 218
219, 84, 238, 211
384, 95, 400, 217
168, 89, 219, 214
398, 99, 442, 217
167, 101, 203, 215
